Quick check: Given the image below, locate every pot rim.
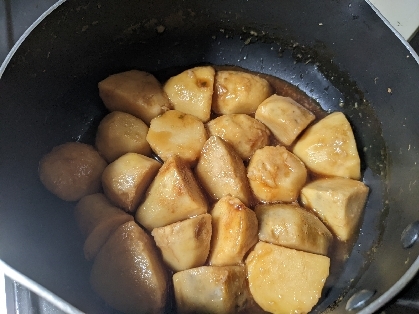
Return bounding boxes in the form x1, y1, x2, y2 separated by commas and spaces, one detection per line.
0, 0, 65, 78
1, 0, 419, 312
366, 0, 419, 65
359, 255, 419, 313
0, 260, 83, 314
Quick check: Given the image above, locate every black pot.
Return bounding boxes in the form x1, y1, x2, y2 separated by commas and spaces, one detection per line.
1, 0, 419, 313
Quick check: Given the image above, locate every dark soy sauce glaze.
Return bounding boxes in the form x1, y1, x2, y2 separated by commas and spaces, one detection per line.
152, 64, 363, 313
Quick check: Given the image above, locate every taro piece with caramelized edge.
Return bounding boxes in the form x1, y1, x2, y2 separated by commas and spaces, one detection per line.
164, 66, 215, 122
146, 109, 208, 165
206, 113, 270, 160
208, 196, 258, 266
212, 70, 273, 115
247, 145, 307, 203
136, 156, 208, 231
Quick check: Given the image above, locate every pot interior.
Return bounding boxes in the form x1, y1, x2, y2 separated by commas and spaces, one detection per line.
1, 0, 419, 313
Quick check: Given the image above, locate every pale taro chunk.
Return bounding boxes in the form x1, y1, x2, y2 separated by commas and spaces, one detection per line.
293, 111, 361, 179
136, 156, 208, 231
208, 196, 258, 266
245, 242, 330, 314
300, 177, 369, 241
206, 114, 270, 160
173, 265, 251, 314
247, 145, 307, 203
95, 111, 151, 163
146, 110, 208, 165
195, 136, 252, 206
152, 214, 212, 272
255, 203, 332, 256
212, 70, 273, 115
101, 153, 161, 213
255, 95, 315, 146
98, 70, 170, 124
164, 66, 215, 122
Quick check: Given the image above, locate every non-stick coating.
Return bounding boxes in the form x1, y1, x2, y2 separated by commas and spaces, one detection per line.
1, 0, 419, 313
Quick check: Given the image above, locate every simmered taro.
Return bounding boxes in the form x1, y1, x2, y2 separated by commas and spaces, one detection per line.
39, 66, 367, 314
